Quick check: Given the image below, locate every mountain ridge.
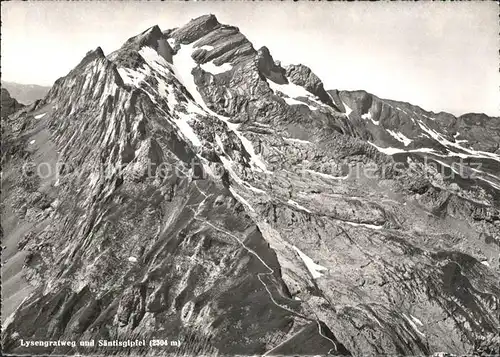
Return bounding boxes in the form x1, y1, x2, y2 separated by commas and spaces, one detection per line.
333, 87, 500, 121
1, 80, 51, 105
2, 14, 499, 356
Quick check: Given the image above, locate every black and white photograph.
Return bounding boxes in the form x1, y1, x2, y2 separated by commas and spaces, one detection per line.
1, 1, 499, 356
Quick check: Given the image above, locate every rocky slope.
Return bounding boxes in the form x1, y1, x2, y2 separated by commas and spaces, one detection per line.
2, 14, 499, 356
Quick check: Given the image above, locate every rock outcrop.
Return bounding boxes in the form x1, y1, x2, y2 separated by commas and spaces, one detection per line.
1, 88, 24, 119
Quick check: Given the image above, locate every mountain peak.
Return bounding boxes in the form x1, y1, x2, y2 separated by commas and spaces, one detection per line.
108, 24, 173, 65
170, 14, 221, 44
68, 47, 106, 74
133, 25, 165, 46
284, 63, 334, 107
256, 46, 287, 84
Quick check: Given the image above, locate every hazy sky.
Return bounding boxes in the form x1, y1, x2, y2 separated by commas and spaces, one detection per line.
1, 1, 498, 116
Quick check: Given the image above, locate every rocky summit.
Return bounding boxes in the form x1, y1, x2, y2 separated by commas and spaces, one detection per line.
1, 15, 499, 356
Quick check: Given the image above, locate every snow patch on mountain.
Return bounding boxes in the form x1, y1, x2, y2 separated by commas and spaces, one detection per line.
267, 79, 318, 111
291, 245, 327, 279
237, 133, 269, 173
417, 120, 500, 162
34, 113, 46, 119
117, 47, 204, 148
368, 142, 405, 155
167, 38, 176, 47
242, 181, 266, 195
368, 142, 450, 156
387, 129, 413, 146
200, 61, 233, 74
410, 315, 424, 327
283, 97, 316, 110
342, 101, 353, 118
343, 221, 384, 230
403, 313, 425, 337
198, 45, 214, 51
214, 134, 226, 153
283, 137, 311, 144
361, 112, 379, 125
139, 47, 172, 77
117, 67, 146, 87
267, 80, 312, 99
287, 199, 311, 213
171, 43, 204, 104
175, 112, 202, 146
305, 169, 349, 180
229, 187, 255, 212
219, 156, 243, 184
157, 81, 169, 98
453, 132, 468, 144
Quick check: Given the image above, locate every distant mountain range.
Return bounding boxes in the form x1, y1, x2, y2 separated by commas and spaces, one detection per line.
1, 80, 51, 105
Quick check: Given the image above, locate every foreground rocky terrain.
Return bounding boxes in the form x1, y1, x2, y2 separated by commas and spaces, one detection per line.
2, 15, 499, 356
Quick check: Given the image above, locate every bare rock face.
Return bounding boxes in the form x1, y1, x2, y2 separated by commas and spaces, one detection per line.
1, 88, 24, 119
256, 46, 288, 84
285, 64, 335, 107
2, 14, 499, 357
456, 113, 500, 153
171, 14, 221, 44
108, 26, 174, 67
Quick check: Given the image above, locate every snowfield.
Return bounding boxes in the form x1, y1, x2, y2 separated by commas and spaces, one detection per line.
342, 101, 353, 117
200, 61, 233, 74
387, 129, 413, 146
287, 199, 312, 213
291, 245, 328, 279
267, 78, 323, 111
361, 112, 379, 125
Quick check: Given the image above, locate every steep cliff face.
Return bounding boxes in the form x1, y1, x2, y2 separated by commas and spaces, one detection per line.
1, 88, 26, 162
1, 88, 24, 119
2, 15, 499, 356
